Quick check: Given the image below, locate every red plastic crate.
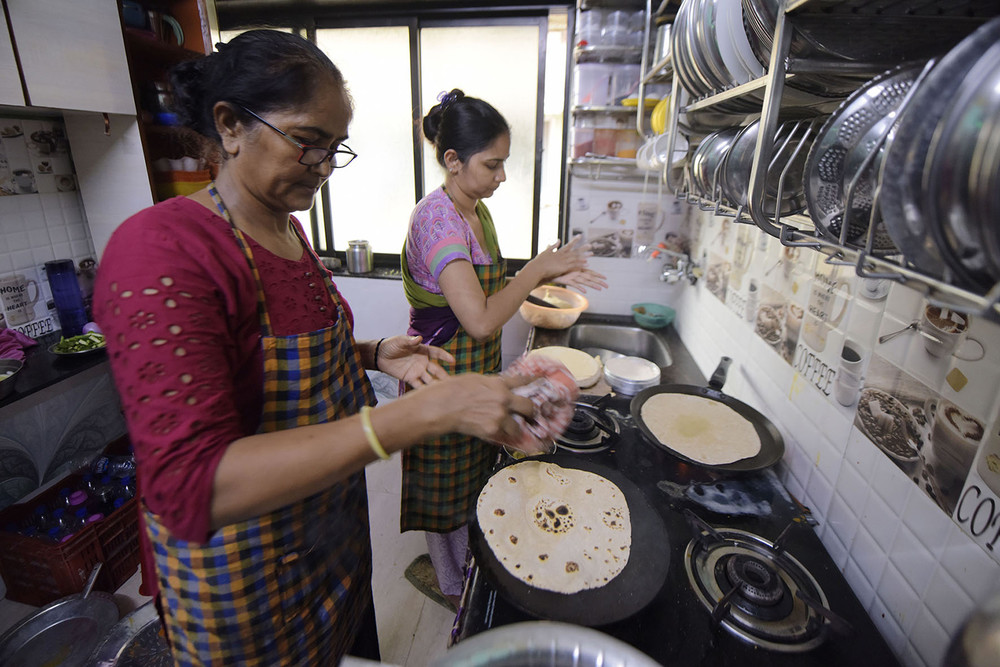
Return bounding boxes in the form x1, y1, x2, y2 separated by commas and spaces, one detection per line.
0, 438, 140, 606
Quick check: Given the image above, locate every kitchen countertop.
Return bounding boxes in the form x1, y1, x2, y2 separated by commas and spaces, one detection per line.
0, 331, 108, 409
528, 312, 708, 390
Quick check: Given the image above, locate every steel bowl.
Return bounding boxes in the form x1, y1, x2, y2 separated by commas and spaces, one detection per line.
0, 359, 23, 401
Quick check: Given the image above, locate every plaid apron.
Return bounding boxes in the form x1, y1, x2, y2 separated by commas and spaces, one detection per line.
144, 185, 377, 666
400, 196, 506, 533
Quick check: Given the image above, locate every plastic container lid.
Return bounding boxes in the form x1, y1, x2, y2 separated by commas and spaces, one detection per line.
69, 490, 89, 507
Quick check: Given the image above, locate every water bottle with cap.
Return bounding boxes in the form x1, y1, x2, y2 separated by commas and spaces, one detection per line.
92, 454, 137, 478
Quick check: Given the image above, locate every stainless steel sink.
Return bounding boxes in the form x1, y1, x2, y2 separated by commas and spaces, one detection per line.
566, 324, 672, 367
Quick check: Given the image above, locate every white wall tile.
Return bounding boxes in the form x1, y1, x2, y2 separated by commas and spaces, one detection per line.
942, 523, 999, 605
827, 492, 859, 550
923, 565, 973, 640
909, 607, 951, 667
863, 491, 900, 553
838, 458, 870, 517
872, 451, 915, 516
852, 525, 888, 589
844, 556, 877, 609
903, 489, 952, 555
891, 526, 937, 598
876, 563, 921, 633
869, 596, 909, 656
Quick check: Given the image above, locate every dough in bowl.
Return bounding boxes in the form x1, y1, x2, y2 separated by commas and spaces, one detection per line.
640, 393, 761, 465
527, 346, 601, 388
476, 461, 631, 594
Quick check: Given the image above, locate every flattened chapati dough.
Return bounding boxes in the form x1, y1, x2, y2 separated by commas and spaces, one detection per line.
640, 393, 761, 465
527, 347, 601, 388
476, 461, 631, 594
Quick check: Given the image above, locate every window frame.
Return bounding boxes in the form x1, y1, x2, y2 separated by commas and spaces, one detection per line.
218, 4, 571, 274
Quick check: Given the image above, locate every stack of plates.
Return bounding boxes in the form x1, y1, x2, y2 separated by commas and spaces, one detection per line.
672, 0, 764, 115
879, 16, 1000, 291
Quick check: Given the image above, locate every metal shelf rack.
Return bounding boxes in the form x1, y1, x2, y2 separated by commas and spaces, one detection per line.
655, 0, 1000, 319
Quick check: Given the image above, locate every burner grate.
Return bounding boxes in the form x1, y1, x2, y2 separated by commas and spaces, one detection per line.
556, 402, 620, 453
684, 526, 831, 652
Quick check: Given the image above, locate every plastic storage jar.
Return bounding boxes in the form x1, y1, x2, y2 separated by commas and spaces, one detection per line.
602, 10, 630, 46
573, 63, 613, 107
592, 116, 619, 157
615, 128, 640, 158
576, 8, 604, 47
572, 116, 596, 158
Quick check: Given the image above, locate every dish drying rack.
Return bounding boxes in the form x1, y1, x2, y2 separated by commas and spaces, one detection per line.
639, 0, 1000, 320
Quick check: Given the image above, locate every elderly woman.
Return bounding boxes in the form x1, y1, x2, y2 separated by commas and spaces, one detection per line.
94, 31, 537, 666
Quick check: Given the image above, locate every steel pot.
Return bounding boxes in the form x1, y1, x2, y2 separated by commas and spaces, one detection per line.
346, 240, 373, 274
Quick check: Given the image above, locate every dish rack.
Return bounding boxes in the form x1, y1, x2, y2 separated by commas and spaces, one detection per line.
640, 0, 1000, 320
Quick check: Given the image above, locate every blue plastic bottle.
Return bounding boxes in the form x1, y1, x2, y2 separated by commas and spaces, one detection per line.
44, 259, 88, 337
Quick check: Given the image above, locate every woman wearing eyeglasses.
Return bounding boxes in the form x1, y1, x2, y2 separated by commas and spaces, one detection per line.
94, 31, 539, 666
400, 90, 607, 608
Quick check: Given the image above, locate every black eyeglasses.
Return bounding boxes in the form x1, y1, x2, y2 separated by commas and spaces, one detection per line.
236, 104, 357, 168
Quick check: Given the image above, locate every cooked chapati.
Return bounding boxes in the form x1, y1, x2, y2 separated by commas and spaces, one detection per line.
640, 393, 761, 465
476, 461, 631, 594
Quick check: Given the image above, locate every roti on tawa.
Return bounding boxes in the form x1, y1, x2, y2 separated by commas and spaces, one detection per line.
640, 393, 761, 465
476, 461, 631, 594
527, 347, 601, 388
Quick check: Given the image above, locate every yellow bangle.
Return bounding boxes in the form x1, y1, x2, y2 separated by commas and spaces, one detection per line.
359, 406, 389, 460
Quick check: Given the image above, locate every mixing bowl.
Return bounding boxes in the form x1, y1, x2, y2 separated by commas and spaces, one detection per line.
519, 286, 589, 329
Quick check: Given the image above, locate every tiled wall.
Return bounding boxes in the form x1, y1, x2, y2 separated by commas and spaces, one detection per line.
0, 114, 96, 337
670, 208, 1000, 667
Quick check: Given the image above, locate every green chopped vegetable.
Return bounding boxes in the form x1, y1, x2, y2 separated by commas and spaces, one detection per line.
52, 332, 106, 354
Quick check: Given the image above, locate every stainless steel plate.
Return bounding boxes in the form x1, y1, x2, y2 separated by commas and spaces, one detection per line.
0, 592, 119, 667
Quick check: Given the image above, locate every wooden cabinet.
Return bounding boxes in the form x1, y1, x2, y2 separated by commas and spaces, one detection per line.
0, 5, 25, 106
5, 0, 134, 114
121, 0, 217, 202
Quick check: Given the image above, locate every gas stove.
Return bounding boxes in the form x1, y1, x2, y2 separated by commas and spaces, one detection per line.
453, 393, 900, 666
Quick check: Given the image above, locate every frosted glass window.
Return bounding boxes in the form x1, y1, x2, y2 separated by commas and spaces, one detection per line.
420, 24, 540, 260
316, 26, 415, 255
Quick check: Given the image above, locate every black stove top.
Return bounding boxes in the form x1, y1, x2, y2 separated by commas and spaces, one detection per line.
453, 394, 900, 666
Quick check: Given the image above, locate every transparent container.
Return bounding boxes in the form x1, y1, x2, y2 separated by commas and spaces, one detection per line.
615, 129, 640, 158
573, 63, 614, 107
573, 117, 596, 158
602, 10, 630, 46
593, 116, 620, 157
610, 64, 641, 105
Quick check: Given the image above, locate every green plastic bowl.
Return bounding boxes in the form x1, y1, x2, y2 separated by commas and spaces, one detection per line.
631, 302, 675, 329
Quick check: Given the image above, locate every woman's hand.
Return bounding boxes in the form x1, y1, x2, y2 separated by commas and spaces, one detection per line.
525, 235, 592, 284
415, 373, 539, 443
552, 268, 609, 293
376, 335, 454, 388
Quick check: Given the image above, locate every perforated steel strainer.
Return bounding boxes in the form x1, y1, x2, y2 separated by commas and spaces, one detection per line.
805, 64, 924, 254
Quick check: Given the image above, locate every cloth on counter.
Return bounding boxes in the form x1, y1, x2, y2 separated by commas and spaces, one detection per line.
0, 328, 38, 360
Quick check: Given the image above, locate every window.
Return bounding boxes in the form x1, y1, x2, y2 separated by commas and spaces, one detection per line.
218, 9, 568, 267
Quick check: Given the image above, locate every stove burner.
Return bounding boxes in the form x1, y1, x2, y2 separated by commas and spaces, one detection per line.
684, 527, 830, 652
566, 412, 598, 440
556, 402, 620, 453
725, 555, 783, 606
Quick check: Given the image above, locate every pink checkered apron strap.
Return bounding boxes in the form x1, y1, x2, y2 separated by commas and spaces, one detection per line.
144, 185, 376, 666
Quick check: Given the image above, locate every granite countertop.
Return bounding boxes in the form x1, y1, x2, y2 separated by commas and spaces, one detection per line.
0, 331, 108, 409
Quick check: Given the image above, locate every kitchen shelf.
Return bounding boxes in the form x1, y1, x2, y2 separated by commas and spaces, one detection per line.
655, 0, 1000, 319
574, 45, 643, 64
572, 105, 642, 115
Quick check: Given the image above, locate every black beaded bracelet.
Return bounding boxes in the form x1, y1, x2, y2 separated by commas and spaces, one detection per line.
374, 337, 386, 370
